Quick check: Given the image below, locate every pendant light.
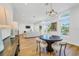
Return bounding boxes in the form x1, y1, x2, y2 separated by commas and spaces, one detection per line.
46, 3, 57, 17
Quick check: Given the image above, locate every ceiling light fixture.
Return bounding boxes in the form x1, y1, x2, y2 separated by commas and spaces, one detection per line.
46, 3, 57, 17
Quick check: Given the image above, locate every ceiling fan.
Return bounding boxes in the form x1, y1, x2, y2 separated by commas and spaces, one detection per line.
45, 3, 57, 17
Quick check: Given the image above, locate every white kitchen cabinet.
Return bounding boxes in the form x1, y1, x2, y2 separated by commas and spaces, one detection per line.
0, 4, 13, 27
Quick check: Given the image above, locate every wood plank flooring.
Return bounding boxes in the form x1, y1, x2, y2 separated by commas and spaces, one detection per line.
18, 35, 79, 56
18, 36, 52, 56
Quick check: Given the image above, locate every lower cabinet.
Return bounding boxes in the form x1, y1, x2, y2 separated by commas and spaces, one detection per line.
0, 35, 20, 56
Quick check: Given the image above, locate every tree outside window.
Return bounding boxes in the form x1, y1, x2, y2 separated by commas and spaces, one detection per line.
60, 12, 70, 35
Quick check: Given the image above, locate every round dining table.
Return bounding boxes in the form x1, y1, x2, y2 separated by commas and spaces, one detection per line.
40, 35, 62, 53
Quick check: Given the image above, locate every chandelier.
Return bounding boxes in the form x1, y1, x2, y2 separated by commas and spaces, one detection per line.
45, 3, 57, 17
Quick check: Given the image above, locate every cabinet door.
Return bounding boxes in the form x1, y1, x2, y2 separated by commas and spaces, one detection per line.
0, 30, 4, 52
0, 6, 6, 25
0, 5, 13, 25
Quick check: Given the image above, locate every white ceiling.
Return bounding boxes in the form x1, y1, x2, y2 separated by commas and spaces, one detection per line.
11, 3, 78, 24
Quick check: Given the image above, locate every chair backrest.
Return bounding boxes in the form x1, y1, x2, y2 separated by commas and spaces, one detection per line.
40, 40, 47, 48
51, 42, 61, 50
36, 38, 47, 48
36, 38, 41, 42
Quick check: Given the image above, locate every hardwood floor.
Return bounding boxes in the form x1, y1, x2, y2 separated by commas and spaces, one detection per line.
18, 35, 79, 56
1, 34, 79, 56
18, 36, 52, 56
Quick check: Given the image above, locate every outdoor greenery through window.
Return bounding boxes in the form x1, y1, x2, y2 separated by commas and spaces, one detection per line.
60, 12, 70, 35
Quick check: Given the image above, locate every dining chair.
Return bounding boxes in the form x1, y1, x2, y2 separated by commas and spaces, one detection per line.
51, 42, 61, 56
59, 42, 67, 56
51, 42, 67, 56
36, 38, 47, 56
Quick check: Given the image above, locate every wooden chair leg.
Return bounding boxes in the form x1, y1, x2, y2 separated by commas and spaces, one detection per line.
59, 45, 62, 56
59, 43, 67, 56
36, 45, 38, 54
37, 42, 41, 56
64, 44, 67, 56
38, 46, 41, 56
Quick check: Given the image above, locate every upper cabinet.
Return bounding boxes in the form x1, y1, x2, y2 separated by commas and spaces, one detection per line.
0, 4, 13, 28
0, 6, 6, 25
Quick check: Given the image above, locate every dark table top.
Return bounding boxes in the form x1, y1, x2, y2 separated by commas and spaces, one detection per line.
39, 35, 62, 41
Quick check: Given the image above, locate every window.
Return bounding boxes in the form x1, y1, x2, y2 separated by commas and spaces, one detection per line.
60, 12, 70, 35
47, 22, 57, 32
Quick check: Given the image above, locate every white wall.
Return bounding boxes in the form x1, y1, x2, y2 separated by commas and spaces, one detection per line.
33, 23, 41, 35
68, 4, 79, 45
34, 16, 61, 36
62, 4, 79, 46
18, 23, 26, 34
18, 23, 34, 34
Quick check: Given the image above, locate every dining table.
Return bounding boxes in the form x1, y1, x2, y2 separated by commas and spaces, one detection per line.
39, 35, 62, 53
